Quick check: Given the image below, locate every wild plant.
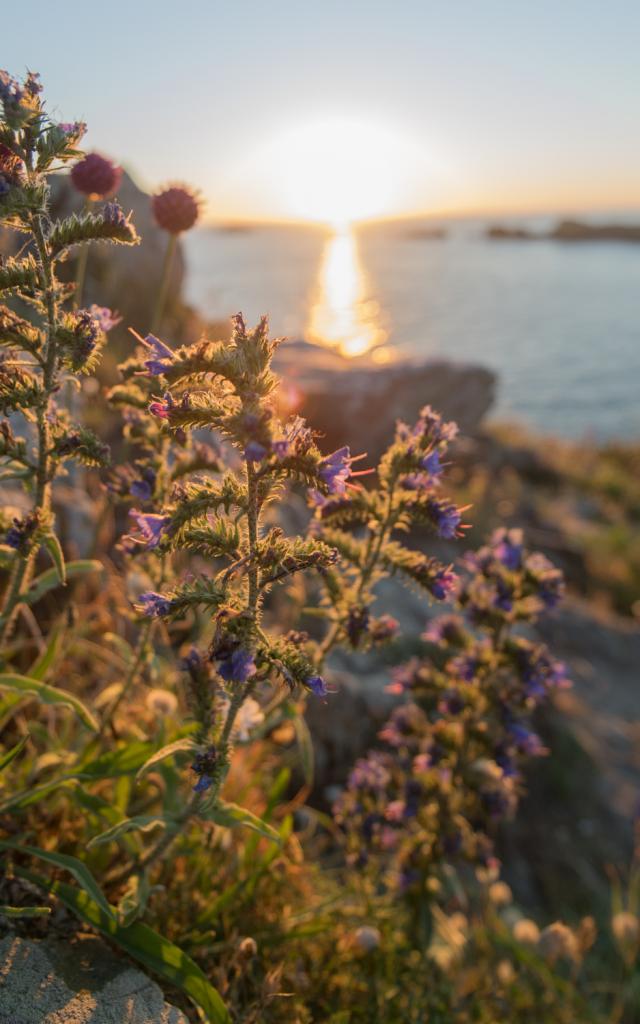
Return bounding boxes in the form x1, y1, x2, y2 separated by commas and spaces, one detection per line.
0, 69, 138, 648
334, 527, 570, 928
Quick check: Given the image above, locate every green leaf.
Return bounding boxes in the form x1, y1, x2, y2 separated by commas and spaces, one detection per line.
116, 871, 150, 927
29, 625, 64, 681
0, 776, 77, 814
87, 815, 169, 849
25, 559, 103, 606
135, 738, 195, 781
0, 673, 98, 731
16, 868, 231, 1023
0, 841, 114, 921
0, 904, 51, 918
0, 733, 28, 772
78, 741, 155, 780
42, 532, 66, 585
204, 800, 283, 846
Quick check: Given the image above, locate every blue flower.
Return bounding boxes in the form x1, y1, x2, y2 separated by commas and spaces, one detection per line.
420, 449, 444, 478
244, 440, 268, 463
319, 446, 352, 495
431, 567, 457, 600
193, 775, 213, 793
427, 499, 461, 539
129, 469, 155, 501
307, 674, 328, 697
217, 648, 257, 683
141, 334, 176, 375
128, 509, 170, 548
492, 528, 523, 571
137, 591, 173, 617
271, 439, 290, 459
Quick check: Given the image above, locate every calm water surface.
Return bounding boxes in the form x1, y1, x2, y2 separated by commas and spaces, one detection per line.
184, 217, 640, 440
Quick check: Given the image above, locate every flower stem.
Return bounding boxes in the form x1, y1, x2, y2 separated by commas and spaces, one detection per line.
150, 234, 177, 335
0, 210, 58, 644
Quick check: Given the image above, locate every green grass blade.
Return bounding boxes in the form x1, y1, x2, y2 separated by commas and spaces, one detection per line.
0, 673, 98, 731
15, 868, 231, 1023
0, 841, 114, 920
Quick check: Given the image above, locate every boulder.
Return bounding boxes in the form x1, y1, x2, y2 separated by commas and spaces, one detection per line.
0, 933, 189, 1024
274, 340, 496, 457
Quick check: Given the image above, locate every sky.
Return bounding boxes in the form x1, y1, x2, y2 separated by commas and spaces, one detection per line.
4, 0, 640, 223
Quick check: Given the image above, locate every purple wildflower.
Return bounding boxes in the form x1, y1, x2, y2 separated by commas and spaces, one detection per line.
492, 528, 523, 571
244, 440, 268, 463
217, 648, 257, 683
129, 468, 156, 501
319, 446, 352, 495
307, 674, 328, 697
420, 449, 444, 478
149, 392, 175, 419
348, 753, 391, 791
137, 591, 173, 617
271, 439, 290, 459
191, 745, 218, 793
88, 305, 121, 332
102, 201, 128, 227
431, 567, 457, 600
141, 334, 175, 376
427, 498, 462, 539
71, 153, 122, 199
128, 509, 170, 548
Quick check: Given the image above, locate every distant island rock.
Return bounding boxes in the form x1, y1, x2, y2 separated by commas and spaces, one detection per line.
487, 219, 640, 243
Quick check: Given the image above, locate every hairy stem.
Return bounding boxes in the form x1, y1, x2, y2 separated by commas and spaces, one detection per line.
0, 210, 58, 644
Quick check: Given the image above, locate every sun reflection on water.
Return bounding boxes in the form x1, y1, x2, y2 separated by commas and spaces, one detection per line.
307, 228, 389, 359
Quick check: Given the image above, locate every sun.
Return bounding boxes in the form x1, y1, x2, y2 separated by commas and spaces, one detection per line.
250, 114, 428, 226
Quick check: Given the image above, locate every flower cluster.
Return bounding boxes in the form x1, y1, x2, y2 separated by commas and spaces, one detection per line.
334, 529, 570, 896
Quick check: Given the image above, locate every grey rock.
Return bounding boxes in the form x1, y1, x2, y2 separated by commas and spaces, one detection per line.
273, 340, 496, 457
0, 934, 189, 1024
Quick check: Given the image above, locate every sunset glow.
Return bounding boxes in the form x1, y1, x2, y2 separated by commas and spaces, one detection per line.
250, 116, 433, 226
307, 228, 387, 357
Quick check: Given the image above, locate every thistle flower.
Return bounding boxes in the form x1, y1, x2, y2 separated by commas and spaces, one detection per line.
128, 509, 171, 548
71, 152, 122, 199
152, 185, 200, 234
217, 647, 257, 683
137, 591, 174, 617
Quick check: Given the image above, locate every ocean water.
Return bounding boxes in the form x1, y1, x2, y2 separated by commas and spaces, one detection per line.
183, 216, 640, 440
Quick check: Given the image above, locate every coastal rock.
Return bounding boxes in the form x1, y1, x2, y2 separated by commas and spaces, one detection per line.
274, 340, 496, 455
487, 219, 640, 243
0, 933, 189, 1024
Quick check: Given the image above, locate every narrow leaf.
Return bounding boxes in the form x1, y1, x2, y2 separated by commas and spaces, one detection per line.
42, 532, 66, 585
0, 674, 98, 731
204, 800, 282, 846
0, 905, 51, 918
25, 559, 102, 606
0, 733, 28, 772
88, 815, 169, 849
15, 869, 231, 1023
136, 738, 195, 781
0, 841, 114, 920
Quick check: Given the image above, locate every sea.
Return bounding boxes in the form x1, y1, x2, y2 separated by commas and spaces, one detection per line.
183, 213, 640, 441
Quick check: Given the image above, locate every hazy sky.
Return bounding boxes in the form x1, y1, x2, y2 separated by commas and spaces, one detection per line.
4, 1, 640, 222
